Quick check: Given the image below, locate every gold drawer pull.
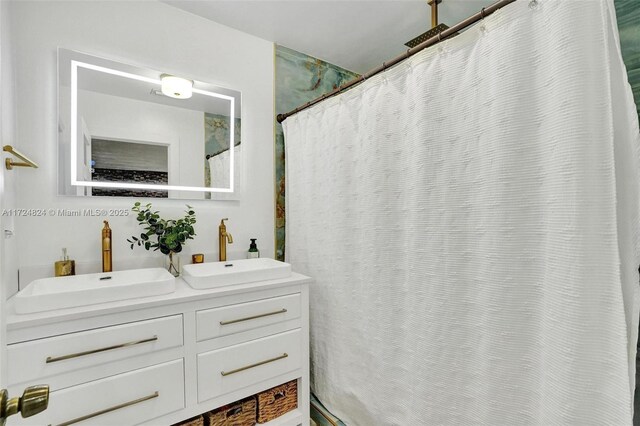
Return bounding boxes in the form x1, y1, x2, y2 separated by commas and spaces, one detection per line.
219, 308, 287, 325
45, 336, 158, 363
52, 391, 159, 426
221, 353, 288, 376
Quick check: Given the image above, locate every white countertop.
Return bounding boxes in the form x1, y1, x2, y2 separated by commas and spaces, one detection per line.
6, 272, 311, 330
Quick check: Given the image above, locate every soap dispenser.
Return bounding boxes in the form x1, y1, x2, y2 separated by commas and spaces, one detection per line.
102, 220, 112, 273
247, 238, 260, 259
54, 248, 75, 277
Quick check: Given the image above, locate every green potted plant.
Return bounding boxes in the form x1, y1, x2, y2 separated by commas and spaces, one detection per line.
127, 202, 196, 276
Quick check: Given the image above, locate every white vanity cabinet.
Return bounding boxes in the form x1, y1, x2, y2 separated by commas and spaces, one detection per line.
5, 273, 311, 426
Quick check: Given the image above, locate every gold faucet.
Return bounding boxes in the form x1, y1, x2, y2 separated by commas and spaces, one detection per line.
219, 218, 233, 262
102, 220, 112, 272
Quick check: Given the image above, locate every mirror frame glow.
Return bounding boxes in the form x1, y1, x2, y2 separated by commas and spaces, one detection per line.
60, 48, 240, 195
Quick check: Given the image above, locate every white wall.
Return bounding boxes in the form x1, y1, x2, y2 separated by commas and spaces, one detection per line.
8, 1, 275, 291
1, 0, 18, 297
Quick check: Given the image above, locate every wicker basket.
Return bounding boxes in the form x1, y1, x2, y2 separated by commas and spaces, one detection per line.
205, 397, 257, 426
256, 380, 298, 423
172, 415, 205, 426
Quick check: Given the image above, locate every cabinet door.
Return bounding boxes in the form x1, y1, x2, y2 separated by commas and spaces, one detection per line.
8, 315, 183, 386
196, 293, 301, 342
198, 329, 302, 403
11, 359, 185, 426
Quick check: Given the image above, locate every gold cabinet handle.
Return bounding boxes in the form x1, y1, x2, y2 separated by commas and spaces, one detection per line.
45, 336, 158, 363
219, 309, 287, 325
51, 392, 159, 426
221, 353, 288, 376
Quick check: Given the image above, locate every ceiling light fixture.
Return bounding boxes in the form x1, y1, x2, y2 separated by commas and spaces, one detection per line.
160, 74, 193, 99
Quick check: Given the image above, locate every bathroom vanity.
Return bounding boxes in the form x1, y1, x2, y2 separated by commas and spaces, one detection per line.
5, 272, 310, 425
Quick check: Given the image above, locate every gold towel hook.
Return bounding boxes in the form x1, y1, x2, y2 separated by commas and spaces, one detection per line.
3, 145, 38, 170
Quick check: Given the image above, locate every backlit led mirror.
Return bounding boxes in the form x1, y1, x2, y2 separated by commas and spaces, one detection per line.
57, 48, 242, 199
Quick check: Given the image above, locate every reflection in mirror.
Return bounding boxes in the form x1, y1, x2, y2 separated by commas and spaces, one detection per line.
205, 114, 241, 192
91, 139, 169, 198
58, 48, 242, 199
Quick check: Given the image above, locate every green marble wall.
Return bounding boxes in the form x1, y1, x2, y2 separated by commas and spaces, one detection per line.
275, 46, 359, 260
205, 113, 241, 157
619, 6, 640, 421
616, 0, 640, 119
204, 112, 241, 191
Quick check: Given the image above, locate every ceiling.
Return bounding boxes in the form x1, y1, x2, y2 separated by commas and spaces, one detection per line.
163, 0, 496, 74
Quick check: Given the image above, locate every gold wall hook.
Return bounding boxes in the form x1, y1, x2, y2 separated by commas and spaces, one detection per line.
3, 145, 39, 170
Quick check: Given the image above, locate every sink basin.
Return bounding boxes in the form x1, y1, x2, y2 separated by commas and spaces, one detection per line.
182, 258, 292, 289
14, 268, 176, 314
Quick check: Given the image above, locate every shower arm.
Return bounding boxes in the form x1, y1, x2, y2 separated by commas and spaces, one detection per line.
429, 0, 441, 29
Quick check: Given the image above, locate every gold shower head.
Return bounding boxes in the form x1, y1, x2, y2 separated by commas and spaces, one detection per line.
404, 0, 457, 48
405, 23, 451, 48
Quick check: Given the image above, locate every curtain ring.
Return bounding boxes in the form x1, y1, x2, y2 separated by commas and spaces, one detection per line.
480, 7, 486, 19
438, 31, 442, 42
382, 62, 387, 71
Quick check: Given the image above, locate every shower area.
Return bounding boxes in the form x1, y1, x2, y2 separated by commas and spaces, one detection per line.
281, 0, 640, 424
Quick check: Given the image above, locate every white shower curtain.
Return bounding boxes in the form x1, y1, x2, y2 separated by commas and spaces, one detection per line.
283, 0, 640, 424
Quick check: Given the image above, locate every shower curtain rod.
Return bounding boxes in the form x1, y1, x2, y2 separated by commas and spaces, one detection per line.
206, 140, 241, 160
276, 0, 517, 124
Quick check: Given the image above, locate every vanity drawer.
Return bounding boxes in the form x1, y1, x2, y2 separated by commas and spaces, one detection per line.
8, 315, 183, 386
13, 359, 185, 426
196, 293, 301, 342
197, 328, 301, 403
